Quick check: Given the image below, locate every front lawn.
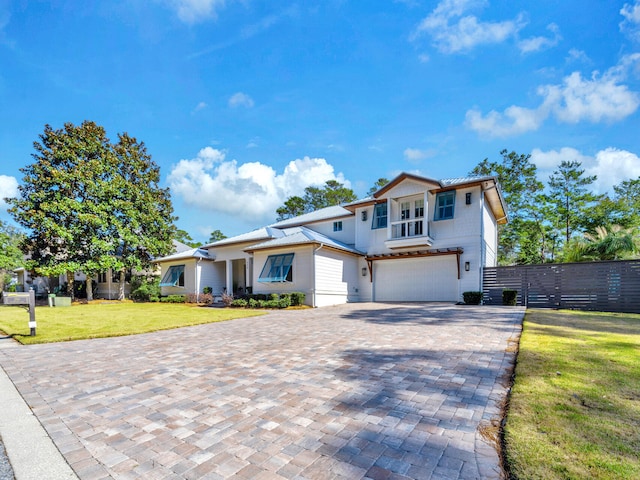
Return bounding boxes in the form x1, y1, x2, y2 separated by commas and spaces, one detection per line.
504, 309, 640, 479
0, 302, 265, 345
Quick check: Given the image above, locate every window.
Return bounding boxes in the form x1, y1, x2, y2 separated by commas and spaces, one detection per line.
400, 201, 410, 220
258, 254, 294, 282
333, 221, 343, 232
435, 191, 455, 220
372, 203, 387, 229
415, 199, 424, 218
98, 272, 107, 283
159, 265, 185, 287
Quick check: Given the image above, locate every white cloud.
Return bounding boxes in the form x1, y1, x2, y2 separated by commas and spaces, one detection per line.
467, 56, 640, 137
168, 0, 226, 24
167, 149, 349, 222
403, 148, 434, 163
589, 148, 640, 193
191, 101, 208, 114
620, 2, 640, 41
566, 49, 590, 64
531, 147, 640, 194
0, 174, 19, 209
465, 104, 548, 137
518, 23, 561, 54
412, 0, 526, 54
228, 92, 254, 109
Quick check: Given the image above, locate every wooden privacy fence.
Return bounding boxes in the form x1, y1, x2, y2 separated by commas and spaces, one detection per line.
482, 259, 640, 313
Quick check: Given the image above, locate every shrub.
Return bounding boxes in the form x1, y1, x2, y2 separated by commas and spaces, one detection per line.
462, 291, 483, 305
231, 298, 248, 308
160, 295, 186, 303
502, 289, 518, 306
130, 276, 161, 302
278, 296, 291, 308
290, 292, 306, 306
221, 292, 234, 307
248, 298, 259, 308
203, 286, 212, 294
199, 293, 213, 305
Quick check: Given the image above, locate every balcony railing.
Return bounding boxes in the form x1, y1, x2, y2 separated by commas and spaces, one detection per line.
391, 219, 425, 239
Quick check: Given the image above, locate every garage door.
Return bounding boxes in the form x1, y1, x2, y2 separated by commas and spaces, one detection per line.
373, 255, 458, 302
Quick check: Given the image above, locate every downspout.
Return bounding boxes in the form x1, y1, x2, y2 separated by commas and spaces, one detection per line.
196, 257, 202, 303
312, 243, 324, 308
480, 189, 485, 295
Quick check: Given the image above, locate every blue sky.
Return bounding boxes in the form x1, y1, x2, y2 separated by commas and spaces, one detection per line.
1, 0, 640, 242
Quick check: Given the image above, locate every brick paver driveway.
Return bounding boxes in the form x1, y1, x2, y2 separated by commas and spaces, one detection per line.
0, 303, 523, 480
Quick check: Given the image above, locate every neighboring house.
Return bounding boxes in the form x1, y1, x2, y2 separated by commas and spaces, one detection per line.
156, 172, 507, 307
13, 240, 193, 299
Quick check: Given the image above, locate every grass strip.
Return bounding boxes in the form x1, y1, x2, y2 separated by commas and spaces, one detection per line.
504, 309, 640, 480
0, 302, 265, 345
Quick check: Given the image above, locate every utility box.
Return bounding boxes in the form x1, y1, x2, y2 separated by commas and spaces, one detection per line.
54, 296, 72, 307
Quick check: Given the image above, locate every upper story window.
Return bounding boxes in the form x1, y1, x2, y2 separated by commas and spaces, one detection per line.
435, 191, 456, 221
258, 253, 294, 282
160, 265, 185, 287
415, 199, 424, 218
333, 221, 343, 232
400, 201, 410, 220
372, 203, 387, 229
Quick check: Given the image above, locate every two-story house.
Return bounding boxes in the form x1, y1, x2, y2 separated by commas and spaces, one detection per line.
156, 172, 507, 306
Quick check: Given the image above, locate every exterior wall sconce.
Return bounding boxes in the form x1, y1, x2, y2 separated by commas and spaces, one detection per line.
362, 267, 367, 276
361, 211, 368, 221
464, 261, 470, 271
466, 192, 472, 205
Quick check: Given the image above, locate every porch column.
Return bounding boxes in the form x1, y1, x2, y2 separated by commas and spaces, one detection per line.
226, 259, 233, 295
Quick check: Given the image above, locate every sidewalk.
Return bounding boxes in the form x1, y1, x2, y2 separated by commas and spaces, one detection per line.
0, 337, 77, 480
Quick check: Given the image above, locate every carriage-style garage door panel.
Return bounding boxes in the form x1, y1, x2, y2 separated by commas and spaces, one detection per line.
374, 256, 458, 302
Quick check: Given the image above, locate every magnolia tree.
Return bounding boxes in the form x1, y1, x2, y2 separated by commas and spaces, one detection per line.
8, 121, 176, 300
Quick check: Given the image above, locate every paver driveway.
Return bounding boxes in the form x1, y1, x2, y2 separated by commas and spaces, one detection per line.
0, 303, 523, 480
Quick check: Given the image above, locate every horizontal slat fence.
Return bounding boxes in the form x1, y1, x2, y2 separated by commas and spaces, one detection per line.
483, 259, 640, 313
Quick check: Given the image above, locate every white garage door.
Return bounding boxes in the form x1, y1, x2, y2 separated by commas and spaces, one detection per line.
373, 256, 458, 302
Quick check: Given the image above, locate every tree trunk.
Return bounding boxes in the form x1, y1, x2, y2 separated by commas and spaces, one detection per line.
66, 271, 74, 300
118, 269, 126, 301
86, 277, 94, 302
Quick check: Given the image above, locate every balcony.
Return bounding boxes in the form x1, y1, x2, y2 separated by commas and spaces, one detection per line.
385, 219, 433, 249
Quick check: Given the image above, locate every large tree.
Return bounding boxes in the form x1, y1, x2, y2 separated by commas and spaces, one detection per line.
470, 150, 546, 264
109, 132, 176, 300
367, 177, 390, 196
276, 180, 357, 220
208, 229, 227, 243
547, 160, 599, 246
8, 121, 176, 301
8, 121, 117, 299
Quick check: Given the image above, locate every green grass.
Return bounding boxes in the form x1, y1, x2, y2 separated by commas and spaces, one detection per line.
504, 309, 640, 480
0, 302, 266, 344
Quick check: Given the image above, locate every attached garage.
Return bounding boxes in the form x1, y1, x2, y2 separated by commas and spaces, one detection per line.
370, 251, 460, 302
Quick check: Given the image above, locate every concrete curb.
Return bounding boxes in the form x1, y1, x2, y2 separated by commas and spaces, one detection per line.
0, 340, 78, 480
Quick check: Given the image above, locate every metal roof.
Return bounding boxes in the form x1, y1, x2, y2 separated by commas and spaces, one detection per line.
203, 226, 285, 248
245, 226, 363, 255
154, 247, 213, 263
269, 205, 353, 229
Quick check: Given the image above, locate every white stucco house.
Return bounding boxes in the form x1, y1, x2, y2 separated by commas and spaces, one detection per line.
156, 172, 507, 307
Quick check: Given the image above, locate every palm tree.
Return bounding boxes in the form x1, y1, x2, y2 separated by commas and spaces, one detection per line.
563, 226, 638, 262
